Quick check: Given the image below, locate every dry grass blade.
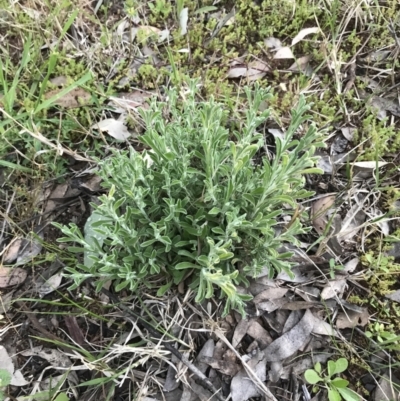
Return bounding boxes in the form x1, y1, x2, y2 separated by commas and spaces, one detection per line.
98, 285, 226, 401
0, 108, 95, 162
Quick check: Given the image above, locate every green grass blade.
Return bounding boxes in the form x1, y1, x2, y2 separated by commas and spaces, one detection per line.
0, 160, 32, 172
34, 71, 92, 113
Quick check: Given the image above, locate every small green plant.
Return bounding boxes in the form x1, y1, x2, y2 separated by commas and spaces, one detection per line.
304, 358, 360, 401
0, 369, 11, 401
366, 322, 400, 350
124, 0, 140, 19
55, 79, 324, 316
329, 258, 344, 279
148, 0, 172, 18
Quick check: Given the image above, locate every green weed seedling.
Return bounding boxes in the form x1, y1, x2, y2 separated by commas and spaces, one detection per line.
366, 322, 400, 351
329, 258, 344, 279
0, 369, 11, 401
305, 358, 360, 401
56, 79, 324, 317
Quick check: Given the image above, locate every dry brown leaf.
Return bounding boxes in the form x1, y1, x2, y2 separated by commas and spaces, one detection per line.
248, 281, 274, 296
73, 175, 102, 193
263, 309, 315, 361
264, 37, 282, 49
163, 363, 180, 392
195, 339, 215, 374
230, 350, 267, 401
209, 340, 239, 376
353, 161, 389, 171
44, 183, 81, 214
199, 355, 240, 376
385, 289, 400, 303
370, 96, 400, 120
268, 128, 285, 140
91, 118, 131, 142
109, 90, 154, 113
215, 330, 278, 401
223, 348, 237, 366
227, 60, 269, 81
311, 313, 338, 337
268, 361, 283, 382
282, 310, 302, 333
21, 347, 73, 369
316, 155, 333, 174
0, 346, 28, 386
289, 55, 311, 72
16, 235, 43, 265
374, 375, 400, 401
213, 339, 227, 360
294, 286, 320, 302
246, 320, 273, 348
273, 46, 294, 59
336, 309, 369, 329
0, 267, 27, 288
321, 279, 347, 300
341, 127, 356, 141
344, 257, 359, 273
338, 201, 366, 243
3, 238, 23, 264
64, 316, 85, 346
311, 194, 336, 235
327, 230, 344, 256
44, 87, 91, 108
37, 272, 63, 296
179, 7, 188, 35
276, 266, 308, 283
253, 287, 288, 304
44, 183, 68, 213
350, 161, 389, 179
291, 27, 320, 45
257, 297, 288, 313
232, 318, 251, 348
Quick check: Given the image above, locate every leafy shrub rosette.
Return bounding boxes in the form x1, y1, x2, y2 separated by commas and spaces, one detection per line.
55, 80, 324, 316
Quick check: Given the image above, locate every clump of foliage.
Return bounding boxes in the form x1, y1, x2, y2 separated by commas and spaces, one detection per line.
56, 79, 324, 315
356, 115, 400, 160
305, 358, 360, 401
366, 322, 400, 350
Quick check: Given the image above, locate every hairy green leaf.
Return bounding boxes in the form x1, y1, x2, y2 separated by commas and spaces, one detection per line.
55, 79, 324, 316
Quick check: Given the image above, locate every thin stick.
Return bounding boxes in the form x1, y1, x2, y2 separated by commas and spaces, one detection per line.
214, 329, 278, 401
